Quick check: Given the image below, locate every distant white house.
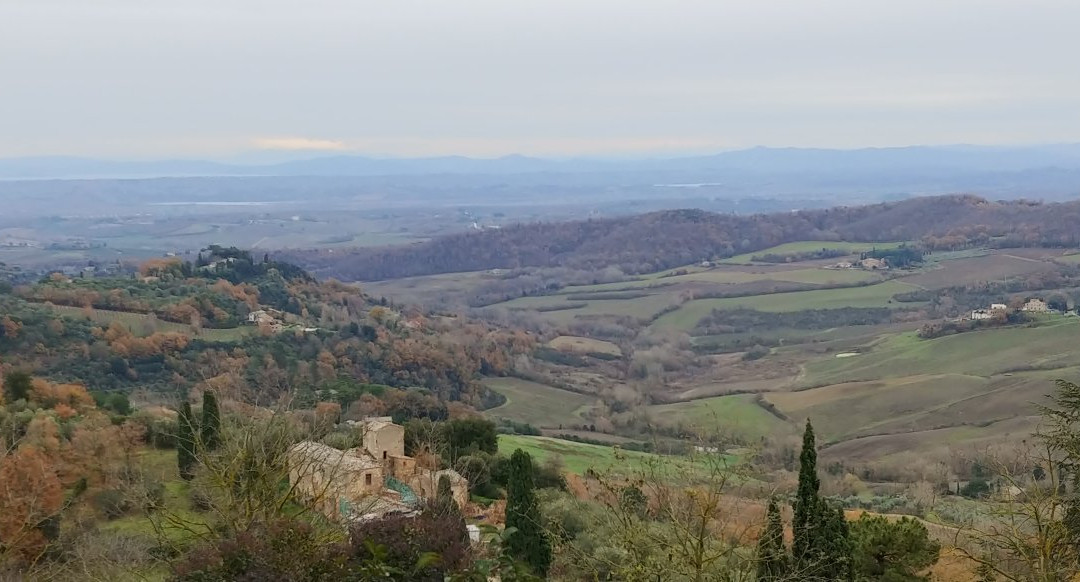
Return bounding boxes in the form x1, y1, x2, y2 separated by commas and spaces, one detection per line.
971, 309, 993, 321
990, 303, 1008, 311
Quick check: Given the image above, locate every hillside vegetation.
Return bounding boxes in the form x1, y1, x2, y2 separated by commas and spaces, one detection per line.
286, 195, 1080, 280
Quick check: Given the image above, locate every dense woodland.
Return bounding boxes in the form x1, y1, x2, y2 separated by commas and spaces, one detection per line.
0, 249, 533, 411
284, 195, 1080, 281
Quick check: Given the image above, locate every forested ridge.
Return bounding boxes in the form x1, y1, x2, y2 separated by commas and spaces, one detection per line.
284, 195, 1080, 280
0, 248, 532, 409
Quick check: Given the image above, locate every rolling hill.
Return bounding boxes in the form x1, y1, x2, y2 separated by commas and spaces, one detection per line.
285, 195, 1080, 281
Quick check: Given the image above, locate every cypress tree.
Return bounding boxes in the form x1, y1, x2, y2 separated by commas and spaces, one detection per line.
433, 474, 460, 516
793, 419, 820, 562
792, 419, 854, 581
756, 497, 789, 581
200, 391, 221, 450
177, 401, 197, 481
504, 449, 552, 577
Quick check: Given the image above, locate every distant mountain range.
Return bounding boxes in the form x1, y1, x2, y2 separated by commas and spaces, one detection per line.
5, 144, 1080, 180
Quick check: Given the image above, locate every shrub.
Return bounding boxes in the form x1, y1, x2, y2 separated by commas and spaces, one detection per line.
350, 504, 470, 581
93, 489, 131, 520
173, 519, 352, 581
743, 344, 770, 361
189, 488, 213, 512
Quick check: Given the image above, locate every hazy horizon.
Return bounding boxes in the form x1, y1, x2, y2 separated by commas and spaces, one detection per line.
3, 0, 1079, 159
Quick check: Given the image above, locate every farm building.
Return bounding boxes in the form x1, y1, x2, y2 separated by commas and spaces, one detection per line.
288, 417, 468, 522
990, 303, 1008, 311
859, 257, 888, 270
970, 309, 993, 321
1022, 298, 1049, 313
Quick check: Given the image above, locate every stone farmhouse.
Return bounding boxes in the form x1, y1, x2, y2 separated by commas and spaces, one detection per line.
288, 417, 468, 522
1022, 298, 1049, 313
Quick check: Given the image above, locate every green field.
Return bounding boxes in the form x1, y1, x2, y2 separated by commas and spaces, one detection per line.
651, 280, 921, 331
497, 434, 730, 476
802, 317, 1079, 386
646, 394, 790, 441
496, 292, 677, 323
766, 374, 993, 442
555, 265, 882, 295
483, 378, 597, 428
720, 241, 906, 264
46, 304, 251, 342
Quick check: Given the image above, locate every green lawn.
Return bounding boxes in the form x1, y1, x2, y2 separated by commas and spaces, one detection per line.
646, 394, 790, 441
651, 280, 921, 331
483, 378, 597, 428
720, 241, 906, 264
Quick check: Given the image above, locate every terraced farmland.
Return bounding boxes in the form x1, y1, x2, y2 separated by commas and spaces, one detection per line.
651, 280, 921, 331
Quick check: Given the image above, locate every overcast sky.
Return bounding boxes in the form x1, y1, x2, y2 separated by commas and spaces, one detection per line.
1, 0, 1078, 158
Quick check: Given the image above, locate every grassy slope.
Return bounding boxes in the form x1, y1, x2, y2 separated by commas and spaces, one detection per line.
646, 394, 790, 441
497, 434, 730, 476
764, 319, 1079, 451
47, 304, 250, 342
802, 318, 1079, 386
652, 280, 920, 331
483, 378, 597, 428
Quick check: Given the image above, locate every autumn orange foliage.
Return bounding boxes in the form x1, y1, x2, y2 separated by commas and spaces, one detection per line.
0, 447, 63, 562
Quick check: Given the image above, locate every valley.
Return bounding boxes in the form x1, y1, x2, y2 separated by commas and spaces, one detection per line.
347, 205, 1080, 473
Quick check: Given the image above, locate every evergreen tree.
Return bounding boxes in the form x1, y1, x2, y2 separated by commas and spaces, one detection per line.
756, 497, 789, 581
850, 513, 939, 580
433, 474, 460, 516
792, 419, 853, 580
201, 391, 221, 451
504, 449, 551, 577
2, 370, 32, 402
819, 503, 854, 581
793, 419, 820, 562
177, 401, 197, 481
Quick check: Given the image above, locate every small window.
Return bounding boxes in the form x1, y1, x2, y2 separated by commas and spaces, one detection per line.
365, 473, 373, 486
383, 451, 387, 459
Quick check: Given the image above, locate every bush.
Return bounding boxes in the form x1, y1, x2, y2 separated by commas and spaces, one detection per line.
742, 344, 770, 361
350, 505, 470, 581
173, 519, 352, 581
321, 430, 362, 450
144, 480, 165, 512
93, 489, 132, 520
189, 488, 213, 512
131, 412, 177, 449
960, 479, 990, 499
